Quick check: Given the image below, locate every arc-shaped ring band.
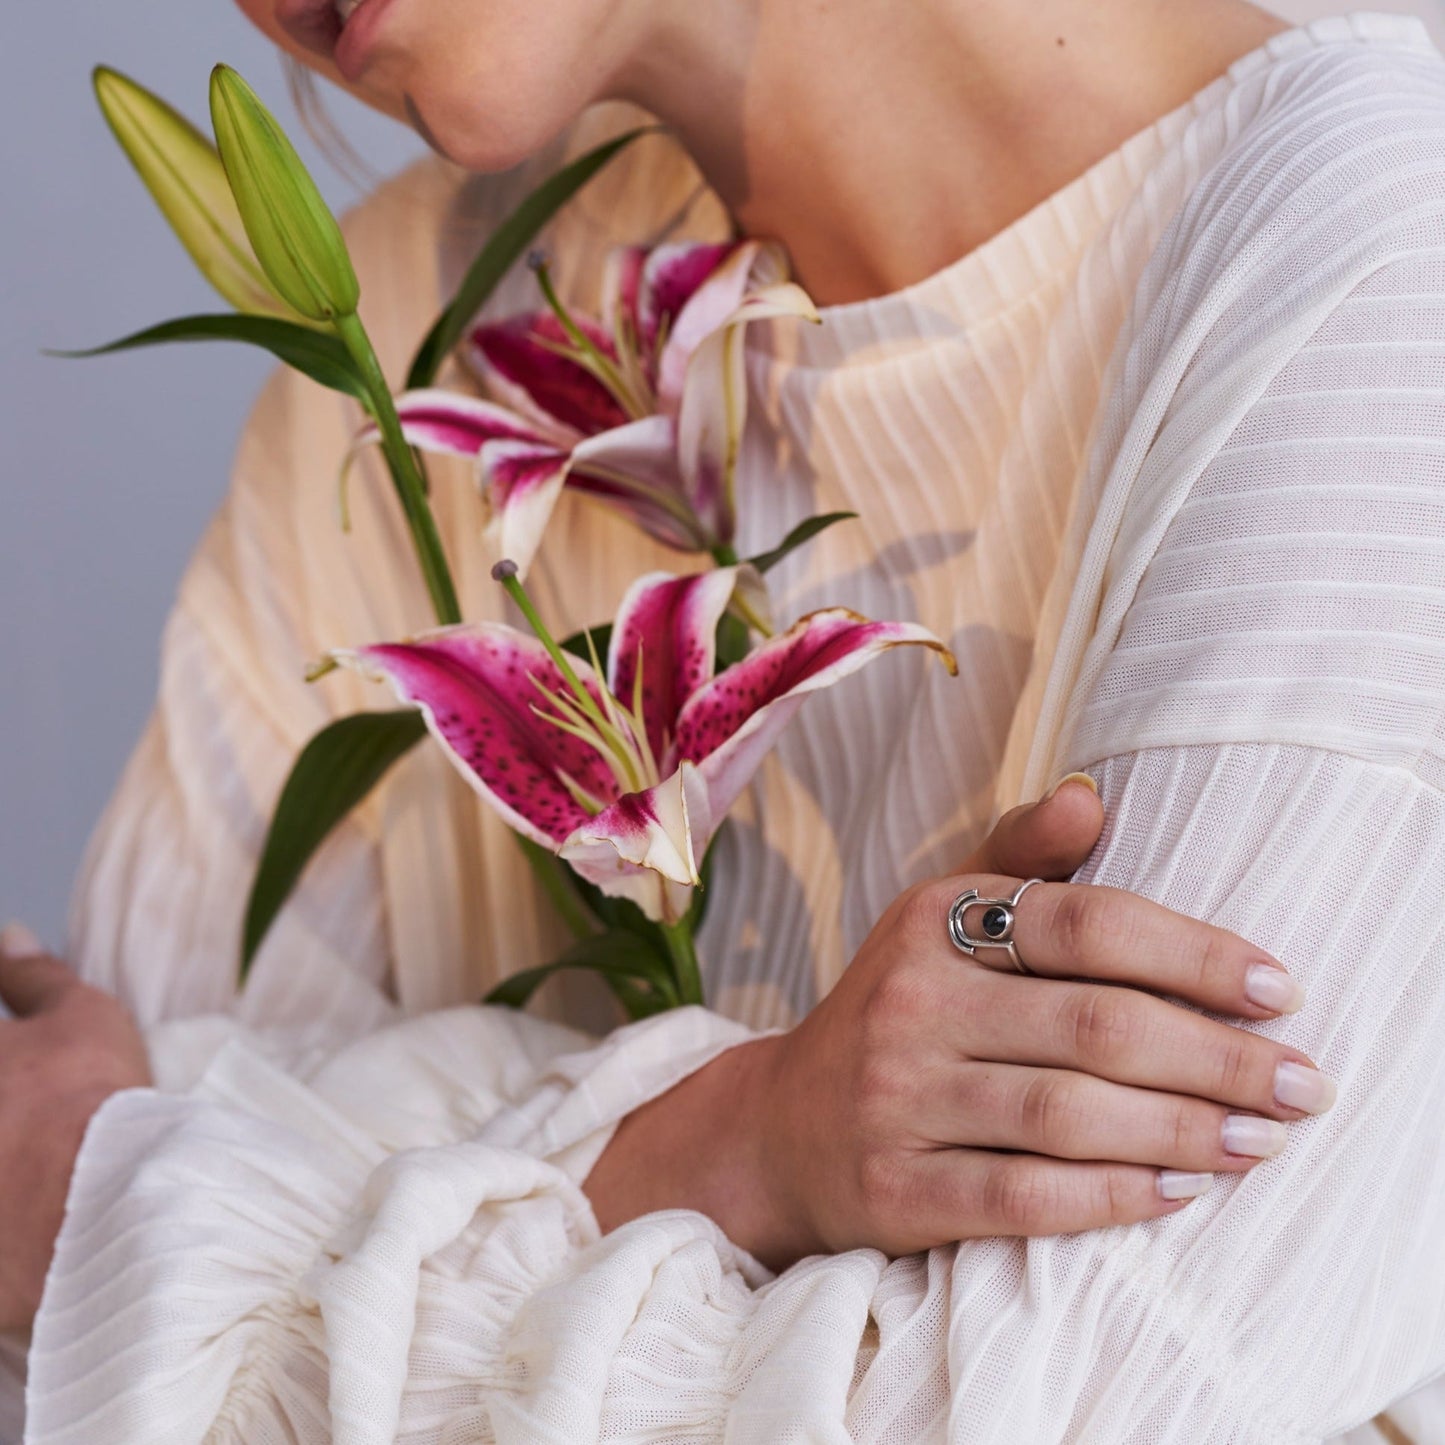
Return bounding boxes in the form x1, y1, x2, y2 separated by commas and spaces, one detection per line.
947, 877, 1045, 975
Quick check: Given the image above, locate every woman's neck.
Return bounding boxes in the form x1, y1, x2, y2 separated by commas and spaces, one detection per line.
622, 0, 1288, 305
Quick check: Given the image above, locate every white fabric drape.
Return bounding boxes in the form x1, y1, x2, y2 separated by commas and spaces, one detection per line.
15, 13, 1445, 1443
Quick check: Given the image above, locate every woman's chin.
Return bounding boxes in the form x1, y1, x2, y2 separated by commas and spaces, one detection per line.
403, 92, 575, 174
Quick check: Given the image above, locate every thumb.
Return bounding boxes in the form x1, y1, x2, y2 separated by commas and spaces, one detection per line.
0, 923, 74, 1017
960, 774, 1104, 879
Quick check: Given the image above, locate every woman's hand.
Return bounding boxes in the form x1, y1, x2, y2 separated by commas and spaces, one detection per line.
0, 925, 150, 1331
585, 778, 1335, 1270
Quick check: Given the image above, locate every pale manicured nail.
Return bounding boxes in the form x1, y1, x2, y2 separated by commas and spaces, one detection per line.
1275, 1062, 1337, 1115
1046, 771, 1099, 802
1158, 1170, 1214, 1201
1244, 963, 1305, 1014
0, 922, 43, 959
1222, 1115, 1288, 1158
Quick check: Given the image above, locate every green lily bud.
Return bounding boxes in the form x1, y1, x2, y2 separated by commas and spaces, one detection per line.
208, 65, 360, 324
93, 65, 292, 319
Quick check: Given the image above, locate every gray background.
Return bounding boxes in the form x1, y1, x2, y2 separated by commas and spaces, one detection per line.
2, 2, 1441, 948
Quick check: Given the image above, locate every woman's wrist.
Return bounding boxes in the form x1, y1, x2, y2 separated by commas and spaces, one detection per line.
583, 1032, 811, 1270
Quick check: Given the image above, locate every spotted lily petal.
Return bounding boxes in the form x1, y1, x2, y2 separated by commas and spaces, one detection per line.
469, 312, 629, 435
675, 278, 822, 547
559, 761, 710, 923
672, 609, 957, 827
333, 627, 620, 848
608, 567, 743, 762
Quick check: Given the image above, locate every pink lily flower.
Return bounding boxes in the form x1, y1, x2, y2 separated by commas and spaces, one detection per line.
333, 568, 955, 924
358, 241, 819, 578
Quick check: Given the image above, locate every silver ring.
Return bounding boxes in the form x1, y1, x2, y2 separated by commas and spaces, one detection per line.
947, 878, 1044, 975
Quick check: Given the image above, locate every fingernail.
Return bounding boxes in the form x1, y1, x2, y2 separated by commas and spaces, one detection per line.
1046, 771, 1099, 802
1274, 1062, 1338, 1115
0, 922, 43, 959
1158, 1170, 1214, 1200
1244, 963, 1306, 1015
1222, 1115, 1288, 1158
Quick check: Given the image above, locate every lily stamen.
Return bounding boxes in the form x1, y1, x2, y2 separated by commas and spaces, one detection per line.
529, 254, 649, 420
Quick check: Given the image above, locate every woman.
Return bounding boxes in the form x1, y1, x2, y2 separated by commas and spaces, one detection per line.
4, 0, 1445, 1439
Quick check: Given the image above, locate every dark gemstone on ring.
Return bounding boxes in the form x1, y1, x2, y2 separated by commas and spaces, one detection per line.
982, 906, 1011, 938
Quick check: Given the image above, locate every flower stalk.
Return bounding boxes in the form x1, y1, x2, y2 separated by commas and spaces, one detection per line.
660, 920, 704, 1006
335, 312, 461, 626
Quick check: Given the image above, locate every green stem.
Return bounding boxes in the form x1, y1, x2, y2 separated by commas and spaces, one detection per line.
515, 837, 596, 941
660, 919, 704, 1006
335, 313, 461, 626
709, 544, 773, 640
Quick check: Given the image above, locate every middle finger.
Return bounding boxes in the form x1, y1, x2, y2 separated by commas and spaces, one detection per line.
955, 967, 1336, 1121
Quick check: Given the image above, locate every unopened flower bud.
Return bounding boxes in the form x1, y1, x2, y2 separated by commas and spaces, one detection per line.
208, 65, 360, 323
93, 65, 293, 319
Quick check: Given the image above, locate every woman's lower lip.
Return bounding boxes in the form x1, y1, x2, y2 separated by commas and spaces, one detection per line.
274, 0, 398, 82
333, 0, 400, 82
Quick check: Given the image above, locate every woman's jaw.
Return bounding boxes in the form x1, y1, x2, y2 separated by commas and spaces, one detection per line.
235, 0, 645, 171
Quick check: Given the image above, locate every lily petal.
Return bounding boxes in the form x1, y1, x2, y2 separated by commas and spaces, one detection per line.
478, 439, 572, 581
653, 241, 763, 409
639, 242, 738, 383
559, 761, 710, 923
675, 278, 822, 547
334, 627, 620, 848
345, 391, 569, 579
386, 388, 559, 458
568, 415, 712, 552
672, 609, 957, 823
609, 567, 742, 762
469, 312, 629, 436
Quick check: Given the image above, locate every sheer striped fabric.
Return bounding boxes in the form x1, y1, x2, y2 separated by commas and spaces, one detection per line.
14, 13, 1445, 1443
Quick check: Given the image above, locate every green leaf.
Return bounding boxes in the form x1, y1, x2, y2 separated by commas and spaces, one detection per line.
50, 313, 370, 403
747, 511, 859, 575
715, 611, 750, 669
485, 927, 679, 1019
685, 829, 722, 935
407, 128, 654, 389
241, 709, 427, 976
560, 621, 613, 667
513, 834, 600, 940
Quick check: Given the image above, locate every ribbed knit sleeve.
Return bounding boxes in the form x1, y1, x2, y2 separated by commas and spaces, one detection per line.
931, 235, 1445, 1444
930, 744, 1445, 1444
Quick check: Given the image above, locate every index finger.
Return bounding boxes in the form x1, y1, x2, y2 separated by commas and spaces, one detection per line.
948, 876, 1306, 1021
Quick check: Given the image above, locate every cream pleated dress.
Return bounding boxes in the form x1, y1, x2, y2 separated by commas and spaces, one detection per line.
11, 13, 1445, 1443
